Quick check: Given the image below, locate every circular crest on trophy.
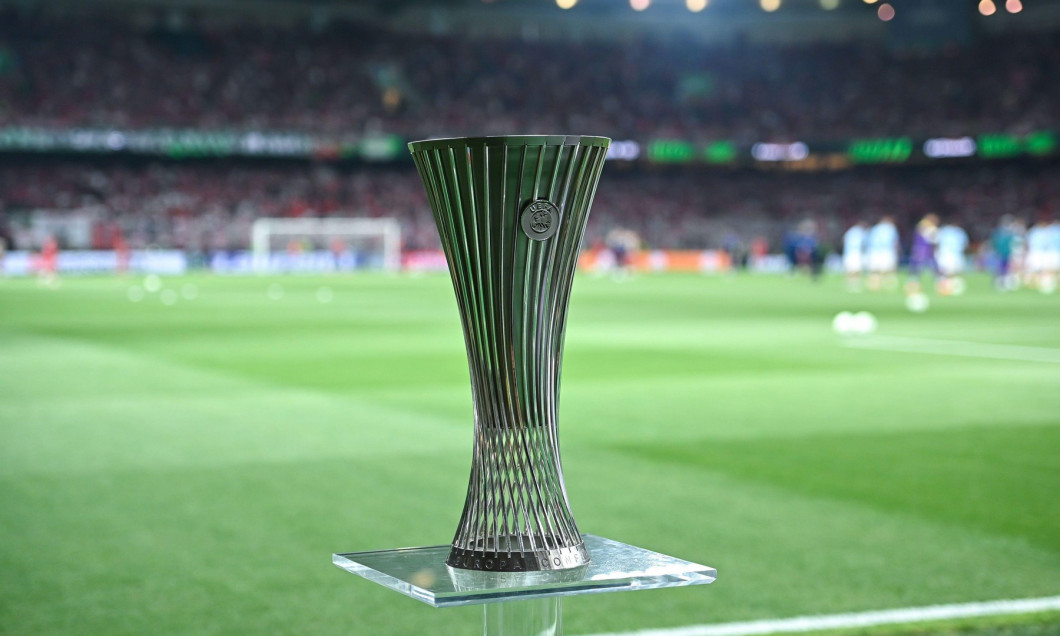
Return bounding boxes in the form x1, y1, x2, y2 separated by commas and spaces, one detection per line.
521, 199, 560, 241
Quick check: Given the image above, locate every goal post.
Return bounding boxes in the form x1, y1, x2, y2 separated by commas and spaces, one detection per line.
250, 217, 402, 273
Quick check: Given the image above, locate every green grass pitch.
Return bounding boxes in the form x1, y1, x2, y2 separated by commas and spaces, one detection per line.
1, 272, 1058, 635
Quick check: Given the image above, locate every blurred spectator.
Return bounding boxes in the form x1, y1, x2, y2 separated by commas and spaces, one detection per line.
0, 10, 1057, 141
2, 9, 1058, 257
2, 160, 1057, 252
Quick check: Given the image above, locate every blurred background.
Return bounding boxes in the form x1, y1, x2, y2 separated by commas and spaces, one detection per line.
0, 1, 1058, 635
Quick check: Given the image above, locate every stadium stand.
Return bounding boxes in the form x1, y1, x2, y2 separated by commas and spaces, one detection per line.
1, 10, 1058, 140
0, 7, 1058, 257
3, 160, 1058, 252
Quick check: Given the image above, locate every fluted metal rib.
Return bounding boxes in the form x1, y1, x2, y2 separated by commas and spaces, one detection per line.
410, 135, 610, 572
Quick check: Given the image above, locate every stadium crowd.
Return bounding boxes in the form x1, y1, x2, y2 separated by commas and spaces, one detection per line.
3, 8, 1059, 266
3, 160, 1058, 256
1, 10, 1058, 141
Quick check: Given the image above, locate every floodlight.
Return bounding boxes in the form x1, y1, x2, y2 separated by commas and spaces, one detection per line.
687, 0, 708, 12
556, 0, 577, 9
877, 2, 895, 20
979, 0, 996, 15
761, 0, 781, 12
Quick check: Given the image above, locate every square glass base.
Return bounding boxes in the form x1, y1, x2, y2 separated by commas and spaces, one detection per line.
333, 534, 716, 608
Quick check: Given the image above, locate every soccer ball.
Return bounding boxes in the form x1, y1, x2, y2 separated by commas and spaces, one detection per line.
851, 311, 878, 335
832, 311, 855, 335
143, 274, 162, 293
905, 293, 930, 313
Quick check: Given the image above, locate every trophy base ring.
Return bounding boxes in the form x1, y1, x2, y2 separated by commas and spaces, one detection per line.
447, 543, 590, 572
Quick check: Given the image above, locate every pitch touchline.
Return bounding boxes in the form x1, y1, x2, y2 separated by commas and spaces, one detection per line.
582, 596, 1060, 636
843, 335, 1060, 364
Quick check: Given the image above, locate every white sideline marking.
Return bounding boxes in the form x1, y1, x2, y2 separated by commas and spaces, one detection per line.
843, 335, 1060, 364
583, 596, 1060, 636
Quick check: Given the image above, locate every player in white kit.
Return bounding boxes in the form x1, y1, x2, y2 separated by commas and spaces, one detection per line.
1026, 217, 1059, 293
935, 219, 969, 295
866, 215, 899, 291
842, 221, 867, 291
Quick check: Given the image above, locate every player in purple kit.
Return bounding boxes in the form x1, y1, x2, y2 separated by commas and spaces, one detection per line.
906, 214, 939, 294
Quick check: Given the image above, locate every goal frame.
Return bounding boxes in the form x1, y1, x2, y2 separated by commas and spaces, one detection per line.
250, 217, 402, 273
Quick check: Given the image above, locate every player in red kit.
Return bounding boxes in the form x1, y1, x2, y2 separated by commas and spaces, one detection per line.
114, 231, 130, 275
39, 235, 59, 286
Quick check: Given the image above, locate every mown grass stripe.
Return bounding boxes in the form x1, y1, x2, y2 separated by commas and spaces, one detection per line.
583, 596, 1060, 636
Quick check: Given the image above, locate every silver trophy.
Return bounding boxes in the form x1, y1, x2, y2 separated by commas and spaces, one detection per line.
409, 135, 610, 572
335, 134, 714, 632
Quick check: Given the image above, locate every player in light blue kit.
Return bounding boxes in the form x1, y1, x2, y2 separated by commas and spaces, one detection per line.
936, 219, 969, 295
1049, 218, 1060, 293
842, 221, 868, 292
1027, 217, 1060, 293
866, 215, 899, 291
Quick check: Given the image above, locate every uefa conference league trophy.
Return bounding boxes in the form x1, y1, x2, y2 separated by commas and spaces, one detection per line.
334, 136, 715, 635
414, 134, 605, 573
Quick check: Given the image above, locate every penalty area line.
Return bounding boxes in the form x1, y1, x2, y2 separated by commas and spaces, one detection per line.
842, 335, 1060, 364
581, 596, 1060, 636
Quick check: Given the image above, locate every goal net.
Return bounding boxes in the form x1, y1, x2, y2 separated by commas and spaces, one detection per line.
250, 217, 402, 273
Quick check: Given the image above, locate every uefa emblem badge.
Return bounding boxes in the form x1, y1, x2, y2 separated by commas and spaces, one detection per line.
521, 199, 559, 241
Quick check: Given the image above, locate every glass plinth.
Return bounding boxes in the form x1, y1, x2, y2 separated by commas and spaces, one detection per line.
332, 534, 716, 608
